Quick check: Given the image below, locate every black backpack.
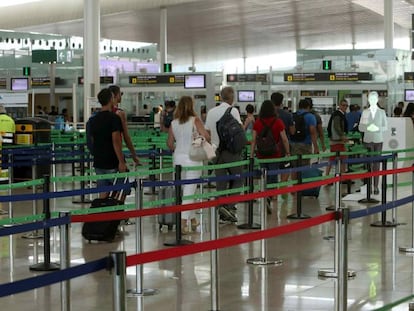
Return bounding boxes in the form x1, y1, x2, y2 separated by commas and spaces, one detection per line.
216, 107, 247, 153
256, 118, 278, 156
291, 112, 308, 142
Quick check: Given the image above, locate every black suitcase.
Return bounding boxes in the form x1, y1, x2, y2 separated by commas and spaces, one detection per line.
81, 197, 123, 242
82, 178, 128, 242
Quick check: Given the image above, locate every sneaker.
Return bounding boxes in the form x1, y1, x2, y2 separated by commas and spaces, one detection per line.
218, 207, 237, 223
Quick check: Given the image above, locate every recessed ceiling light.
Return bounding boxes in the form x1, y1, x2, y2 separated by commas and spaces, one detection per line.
0, 0, 42, 8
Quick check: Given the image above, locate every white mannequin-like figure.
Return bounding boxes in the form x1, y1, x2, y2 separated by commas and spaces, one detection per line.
358, 91, 388, 194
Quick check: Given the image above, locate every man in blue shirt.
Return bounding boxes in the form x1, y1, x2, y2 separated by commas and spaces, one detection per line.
290, 99, 319, 170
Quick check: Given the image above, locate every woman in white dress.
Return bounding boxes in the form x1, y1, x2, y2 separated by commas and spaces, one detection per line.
167, 96, 210, 234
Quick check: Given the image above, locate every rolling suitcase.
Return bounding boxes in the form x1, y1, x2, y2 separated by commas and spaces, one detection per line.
300, 167, 322, 198
158, 186, 176, 231
82, 177, 129, 242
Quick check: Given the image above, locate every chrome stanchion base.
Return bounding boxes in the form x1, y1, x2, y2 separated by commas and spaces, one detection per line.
0, 209, 8, 215
22, 231, 43, 239
164, 239, 194, 246
370, 221, 399, 228
29, 262, 60, 271
409, 301, 414, 310
127, 288, 159, 297
358, 198, 379, 204
237, 223, 261, 230
287, 213, 311, 219
399, 246, 414, 253
246, 257, 283, 266
317, 268, 356, 278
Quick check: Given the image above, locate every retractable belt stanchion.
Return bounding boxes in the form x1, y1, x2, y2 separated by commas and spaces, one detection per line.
22, 161, 43, 239
210, 193, 220, 311
287, 155, 310, 219
127, 178, 158, 297
238, 157, 260, 229
399, 165, 414, 253
336, 207, 349, 311
59, 211, 71, 311
358, 154, 379, 204
318, 173, 356, 279
247, 168, 283, 265
30, 175, 60, 271
371, 157, 398, 227
326, 151, 340, 212
145, 144, 158, 195
164, 165, 193, 246
110, 251, 127, 311
73, 143, 91, 204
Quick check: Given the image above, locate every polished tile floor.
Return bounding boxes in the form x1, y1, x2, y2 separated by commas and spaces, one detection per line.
1, 164, 414, 311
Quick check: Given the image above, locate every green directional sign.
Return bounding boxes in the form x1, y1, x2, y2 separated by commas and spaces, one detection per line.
322, 60, 332, 70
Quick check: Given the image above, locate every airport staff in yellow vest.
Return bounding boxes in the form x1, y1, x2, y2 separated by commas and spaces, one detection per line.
0, 105, 15, 142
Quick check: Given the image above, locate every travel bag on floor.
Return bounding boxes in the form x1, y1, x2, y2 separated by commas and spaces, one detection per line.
82, 177, 129, 242
157, 186, 176, 231
300, 167, 322, 198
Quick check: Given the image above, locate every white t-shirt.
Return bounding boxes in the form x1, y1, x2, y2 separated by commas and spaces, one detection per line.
205, 103, 242, 148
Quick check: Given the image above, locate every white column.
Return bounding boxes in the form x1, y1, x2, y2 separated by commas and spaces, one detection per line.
160, 7, 167, 72
384, 0, 394, 49
83, 0, 100, 122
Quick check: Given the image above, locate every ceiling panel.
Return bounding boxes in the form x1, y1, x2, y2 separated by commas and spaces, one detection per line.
0, 0, 412, 68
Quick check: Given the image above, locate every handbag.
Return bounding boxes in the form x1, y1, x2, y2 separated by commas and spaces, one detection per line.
189, 122, 216, 161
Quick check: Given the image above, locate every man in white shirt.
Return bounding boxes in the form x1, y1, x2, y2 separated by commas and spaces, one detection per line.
205, 86, 243, 223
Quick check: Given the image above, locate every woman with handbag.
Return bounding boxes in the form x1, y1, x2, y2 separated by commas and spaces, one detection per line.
167, 96, 211, 234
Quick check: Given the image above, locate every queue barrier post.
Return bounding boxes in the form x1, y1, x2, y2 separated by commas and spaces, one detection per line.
399, 164, 414, 253
318, 173, 356, 279
59, 211, 71, 311
358, 153, 379, 204
110, 251, 127, 311
164, 165, 193, 246
287, 154, 310, 219
127, 178, 159, 297
210, 191, 220, 310
238, 157, 260, 229
22, 159, 43, 239
326, 151, 340, 212
72, 143, 92, 204
247, 168, 283, 266
336, 207, 349, 311
371, 157, 398, 227
144, 144, 158, 195
29, 174, 60, 271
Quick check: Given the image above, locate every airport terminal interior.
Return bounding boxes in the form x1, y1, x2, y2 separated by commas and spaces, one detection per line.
2, 0, 414, 310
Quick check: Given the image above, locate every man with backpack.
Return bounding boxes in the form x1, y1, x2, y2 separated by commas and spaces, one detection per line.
205, 86, 246, 223
326, 99, 349, 176
290, 99, 319, 170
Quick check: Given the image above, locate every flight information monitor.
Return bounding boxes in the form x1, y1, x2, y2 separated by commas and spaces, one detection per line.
237, 90, 255, 102
405, 89, 414, 101
11, 78, 29, 91
184, 74, 206, 89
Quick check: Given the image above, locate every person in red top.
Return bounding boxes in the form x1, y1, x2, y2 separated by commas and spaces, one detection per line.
250, 100, 290, 203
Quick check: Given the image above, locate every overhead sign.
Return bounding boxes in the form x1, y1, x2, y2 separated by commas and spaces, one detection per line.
404, 72, 414, 81
31, 77, 51, 87
284, 72, 372, 82
128, 75, 185, 85
0, 78, 6, 90
0, 93, 28, 105
226, 74, 268, 83
77, 76, 114, 85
